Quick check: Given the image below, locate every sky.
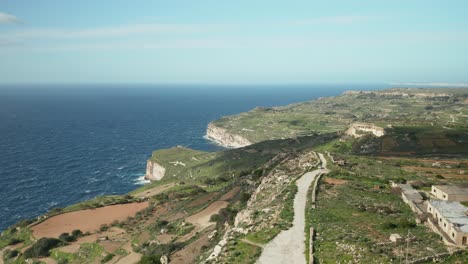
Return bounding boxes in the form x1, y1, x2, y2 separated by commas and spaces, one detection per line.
0, 0, 467, 84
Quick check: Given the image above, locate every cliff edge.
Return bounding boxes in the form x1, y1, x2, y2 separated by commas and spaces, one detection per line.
205, 123, 252, 148
144, 160, 166, 181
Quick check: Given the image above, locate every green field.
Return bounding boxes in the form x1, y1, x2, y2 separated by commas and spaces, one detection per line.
212, 88, 468, 144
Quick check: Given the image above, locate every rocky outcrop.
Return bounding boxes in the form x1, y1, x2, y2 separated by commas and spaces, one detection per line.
205, 123, 252, 148
345, 123, 385, 138
144, 160, 166, 181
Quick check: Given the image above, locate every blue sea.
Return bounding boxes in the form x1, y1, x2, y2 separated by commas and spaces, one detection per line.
0, 84, 388, 231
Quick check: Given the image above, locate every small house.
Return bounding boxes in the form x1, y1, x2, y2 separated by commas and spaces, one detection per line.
431, 185, 468, 202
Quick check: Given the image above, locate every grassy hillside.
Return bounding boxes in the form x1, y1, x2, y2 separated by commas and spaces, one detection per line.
212, 88, 468, 143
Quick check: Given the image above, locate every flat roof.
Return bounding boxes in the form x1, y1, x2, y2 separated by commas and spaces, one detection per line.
398, 184, 423, 201
430, 200, 468, 232
433, 185, 468, 195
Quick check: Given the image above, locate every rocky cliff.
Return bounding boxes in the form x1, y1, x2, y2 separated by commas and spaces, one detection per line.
345, 123, 385, 138
205, 123, 252, 148
144, 160, 166, 181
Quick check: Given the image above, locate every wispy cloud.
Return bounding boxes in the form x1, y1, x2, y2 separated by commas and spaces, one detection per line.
0, 12, 21, 24
7, 23, 214, 40
290, 15, 379, 25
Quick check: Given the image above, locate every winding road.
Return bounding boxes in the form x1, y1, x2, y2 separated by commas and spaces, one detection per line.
257, 153, 328, 264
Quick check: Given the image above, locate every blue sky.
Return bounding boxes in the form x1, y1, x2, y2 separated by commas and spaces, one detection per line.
0, 0, 467, 84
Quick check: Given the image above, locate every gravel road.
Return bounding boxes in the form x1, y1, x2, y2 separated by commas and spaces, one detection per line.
257, 153, 328, 264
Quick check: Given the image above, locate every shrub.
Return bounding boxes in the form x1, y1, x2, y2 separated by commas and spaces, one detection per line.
71, 229, 83, 238
218, 207, 238, 226
23, 237, 64, 258
239, 192, 251, 204
209, 214, 220, 222
253, 169, 263, 179
100, 224, 109, 232
399, 219, 416, 228
139, 255, 162, 264
3, 249, 19, 259
382, 222, 398, 229
435, 175, 445, 179
424, 105, 434, 110
101, 253, 115, 263
8, 237, 23, 245
394, 178, 407, 184
14, 219, 35, 228
58, 232, 76, 242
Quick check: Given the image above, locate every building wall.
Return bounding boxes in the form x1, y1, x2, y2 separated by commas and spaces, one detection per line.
431, 186, 448, 200
431, 186, 468, 202
427, 202, 468, 246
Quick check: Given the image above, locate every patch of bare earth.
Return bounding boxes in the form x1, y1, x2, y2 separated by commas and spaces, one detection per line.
219, 186, 240, 201
185, 201, 229, 231
169, 226, 214, 264
135, 183, 176, 198
324, 178, 348, 185
112, 240, 141, 264
186, 192, 219, 208
403, 166, 467, 179
58, 227, 127, 254
32, 202, 149, 239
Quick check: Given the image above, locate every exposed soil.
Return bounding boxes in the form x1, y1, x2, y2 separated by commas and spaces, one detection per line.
186, 192, 219, 208
169, 227, 214, 264
185, 201, 228, 230
135, 183, 176, 198
324, 178, 348, 185
219, 186, 240, 201
32, 202, 149, 239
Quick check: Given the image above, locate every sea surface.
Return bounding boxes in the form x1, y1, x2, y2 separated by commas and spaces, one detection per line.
0, 84, 388, 231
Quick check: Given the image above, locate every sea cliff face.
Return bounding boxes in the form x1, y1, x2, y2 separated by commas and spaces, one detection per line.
205, 123, 252, 148
144, 160, 166, 181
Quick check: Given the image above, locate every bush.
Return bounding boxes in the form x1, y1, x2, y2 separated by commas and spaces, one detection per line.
101, 253, 115, 263
58, 232, 76, 242
14, 219, 35, 228
210, 214, 220, 222
23, 237, 64, 258
394, 178, 407, 184
71, 229, 83, 238
3, 249, 19, 259
435, 175, 445, 179
424, 105, 434, 110
8, 237, 23, 245
100, 224, 109, 232
399, 219, 416, 228
139, 255, 162, 264
382, 222, 398, 229
218, 207, 238, 226
239, 192, 251, 204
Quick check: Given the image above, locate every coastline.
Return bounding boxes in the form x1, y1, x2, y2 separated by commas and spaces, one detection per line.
204, 123, 253, 149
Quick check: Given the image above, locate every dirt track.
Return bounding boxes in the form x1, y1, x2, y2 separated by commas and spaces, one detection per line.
257, 153, 328, 264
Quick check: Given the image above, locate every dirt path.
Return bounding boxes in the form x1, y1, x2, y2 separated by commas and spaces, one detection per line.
134, 183, 175, 198
257, 153, 328, 264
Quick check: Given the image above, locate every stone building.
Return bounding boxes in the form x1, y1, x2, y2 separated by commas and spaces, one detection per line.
431, 185, 468, 202
427, 200, 468, 246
